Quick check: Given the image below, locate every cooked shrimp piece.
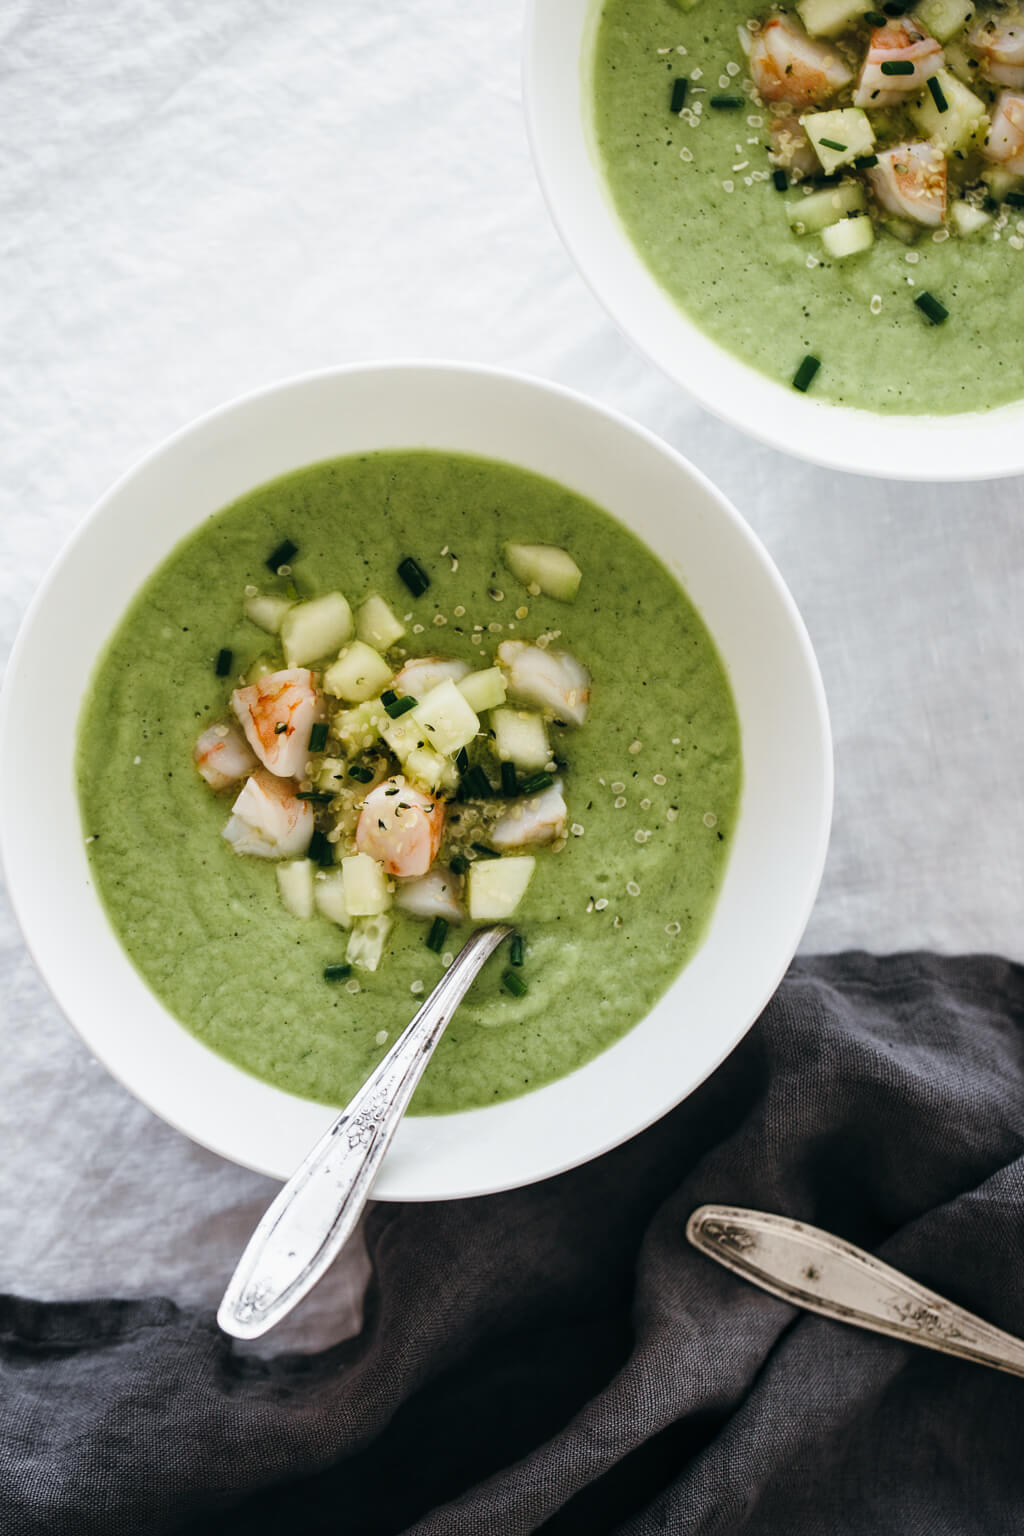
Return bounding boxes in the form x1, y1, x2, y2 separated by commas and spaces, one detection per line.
222, 771, 315, 858
748, 16, 852, 107
496, 641, 591, 727
394, 868, 464, 922
769, 116, 821, 178
391, 657, 470, 699
868, 142, 947, 226
231, 668, 323, 779
971, 14, 1024, 88
193, 722, 257, 791
355, 776, 445, 878
489, 781, 567, 852
854, 22, 943, 108
983, 90, 1024, 173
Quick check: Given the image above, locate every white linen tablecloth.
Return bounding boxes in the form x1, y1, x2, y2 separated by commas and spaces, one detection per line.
2, 0, 1022, 1349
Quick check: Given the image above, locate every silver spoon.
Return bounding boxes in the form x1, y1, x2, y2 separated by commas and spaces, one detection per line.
687, 1204, 1024, 1379
218, 923, 512, 1340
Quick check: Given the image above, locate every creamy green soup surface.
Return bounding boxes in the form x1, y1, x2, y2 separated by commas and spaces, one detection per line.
77, 451, 741, 1115
592, 0, 1024, 414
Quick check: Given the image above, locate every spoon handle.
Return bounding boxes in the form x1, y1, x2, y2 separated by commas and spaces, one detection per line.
218, 923, 512, 1340
687, 1205, 1024, 1379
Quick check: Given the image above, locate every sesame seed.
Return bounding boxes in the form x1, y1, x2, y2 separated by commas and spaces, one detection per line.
277, 564, 292, 577
703, 811, 718, 828
410, 980, 424, 995
666, 807, 679, 823
870, 295, 883, 315
571, 823, 585, 837
440, 545, 449, 556
375, 1029, 389, 1046
490, 589, 504, 602
727, 61, 740, 76
442, 951, 454, 967
676, 44, 687, 54
244, 584, 258, 597
586, 898, 595, 913
671, 737, 681, 745
1011, 235, 1024, 251
634, 829, 650, 844
691, 65, 703, 79
806, 254, 819, 269
628, 740, 642, 755
432, 614, 447, 626
680, 147, 694, 163
905, 251, 920, 264
527, 582, 541, 596
614, 796, 627, 809
515, 606, 528, 620
413, 623, 424, 634
626, 881, 641, 897
345, 979, 360, 994
133, 755, 142, 765
595, 898, 609, 911
665, 921, 681, 936
450, 557, 459, 573
613, 915, 623, 929
653, 773, 667, 786
640, 797, 652, 810
611, 781, 625, 793
488, 621, 503, 633
723, 180, 735, 193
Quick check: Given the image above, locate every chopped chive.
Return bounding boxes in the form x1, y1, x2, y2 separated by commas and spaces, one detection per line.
296, 790, 334, 803
926, 74, 949, 112
471, 842, 501, 859
670, 76, 689, 113
819, 138, 847, 152
709, 95, 745, 109
308, 722, 329, 752
510, 934, 525, 967
308, 830, 334, 867
323, 963, 352, 981
381, 689, 398, 706
882, 0, 910, 13
853, 154, 879, 169
384, 694, 417, 719
348, 764, 374, 783
426, 917, 449, 954
880, 58, 914, 74
215, 648, 233, 677
500, 761, 518, 797
455, 747, 470, 773
864, 9, 887, 23
397, 557, 430, 597
519, 771, 554, 796
792, 355, 821, 393
772, 168, 789, 192
449, 854, 468, 875
274, 721, 287, 734
1005, 191, 1024, 208
266, 538, 297, 572
502, 970, 527, 998
462, 765, 492, 799
915, 291, 948, 325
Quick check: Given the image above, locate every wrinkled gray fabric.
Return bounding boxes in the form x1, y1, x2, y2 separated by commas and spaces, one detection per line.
2, 952, 1023, 1535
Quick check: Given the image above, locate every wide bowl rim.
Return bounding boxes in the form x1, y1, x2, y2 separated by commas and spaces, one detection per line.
521, 0, 1024, 483
0, 358, 833, 1198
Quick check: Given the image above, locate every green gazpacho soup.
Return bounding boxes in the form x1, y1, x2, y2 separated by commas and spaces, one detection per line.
77, 451, 740, 1115
592, 0, 1024, 413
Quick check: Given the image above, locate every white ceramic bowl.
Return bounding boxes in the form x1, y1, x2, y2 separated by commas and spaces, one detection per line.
523, 1, 1024, 482
0, 362, 831, 1198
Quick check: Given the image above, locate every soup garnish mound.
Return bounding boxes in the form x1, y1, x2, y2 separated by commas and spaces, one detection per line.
593, 0, 1024, 413
197, 540, 592, 987
78, 450, 741, 1114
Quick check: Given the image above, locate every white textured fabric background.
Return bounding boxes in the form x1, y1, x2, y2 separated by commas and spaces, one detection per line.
2, 0, 1022, 1347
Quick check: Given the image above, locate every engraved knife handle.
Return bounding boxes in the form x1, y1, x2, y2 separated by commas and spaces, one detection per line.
687, 1204, 1024, 1380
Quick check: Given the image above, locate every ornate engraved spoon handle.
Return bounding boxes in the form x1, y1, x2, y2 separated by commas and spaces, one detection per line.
218, 924, 512, 1341
687, 1204, 1024, 1380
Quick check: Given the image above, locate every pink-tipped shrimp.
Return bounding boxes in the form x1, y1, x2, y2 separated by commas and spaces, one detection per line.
971, 14, 1024, 88
231, 668, 323, 779
489, 781, 567, 851
748, 16, 852, 107
769, 116, 821, 178
222, 770, 315, 858
394, 868, 464, 922
854, 22, 943, 108
496, 641, 591, 727
355, 775, 445, 877
391, 657, 470, 700
193, 722, 257, 791
868, 142, 947, 226
983, 91, 1024, 173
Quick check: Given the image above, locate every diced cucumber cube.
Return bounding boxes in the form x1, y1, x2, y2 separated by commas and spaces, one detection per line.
982, 165, 1022, 201
324, 640, 394, 703
341, 852, 392, 917
314, 869, 351, 928
786, 180, 866, 234
244, 593, 293, 634
467, 856, 536, 921
280, 593, 353, 668
316, 756, 347, 793
246, 654, 277, 685
381, 709, 426, 762
346, 912, 393, 972
490, 707, 551, 772
801, 109, 874, 175
950, 198, 992, 235
821, 214, 875, 258
276, 859, 314, 919
404, 745, 459, 796
797, 0, 868, 36
335, 699, 386, 755
356, 594, 405, 652
502, 543, 582, 603
457, 667, 507, 713
909, 70, 987, 155
914, 0, 974, 43
412, 679, 480, 757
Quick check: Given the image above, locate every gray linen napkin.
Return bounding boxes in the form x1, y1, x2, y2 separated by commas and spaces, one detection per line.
2, 952, 1023, 1535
